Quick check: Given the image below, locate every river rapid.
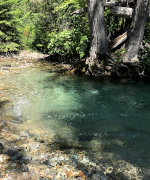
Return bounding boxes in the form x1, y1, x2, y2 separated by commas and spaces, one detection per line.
0, 57, 150, 179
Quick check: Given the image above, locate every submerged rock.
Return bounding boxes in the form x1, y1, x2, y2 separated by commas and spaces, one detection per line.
61, 64, 72, 70
0, 121, 7, 129
0, 154, 10, 163
20, 131, 30, 137
29, 142, 40, 150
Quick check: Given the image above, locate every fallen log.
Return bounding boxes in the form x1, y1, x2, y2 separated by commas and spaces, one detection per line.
109, 6, 133, 19
71, 5, 150, 21
109, 6, 150, 21
110, 32, 127, 50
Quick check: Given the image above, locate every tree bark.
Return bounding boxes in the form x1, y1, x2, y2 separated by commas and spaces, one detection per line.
123, 0, 149, 63
86, 0, 108, 72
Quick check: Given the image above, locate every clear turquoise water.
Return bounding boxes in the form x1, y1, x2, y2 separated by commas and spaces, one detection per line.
2, 63, 150, 169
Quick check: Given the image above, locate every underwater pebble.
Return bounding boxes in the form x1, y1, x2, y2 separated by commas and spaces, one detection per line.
0, 121, 6, 129
0, 154, 10, 163
19, 131, 30, 137
28, 142, 40, 150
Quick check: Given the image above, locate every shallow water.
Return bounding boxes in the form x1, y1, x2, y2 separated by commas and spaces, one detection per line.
1, 60, 150, 172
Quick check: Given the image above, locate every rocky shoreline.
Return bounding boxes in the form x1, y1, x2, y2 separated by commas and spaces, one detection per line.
0, 50, 49, 60
0, 116, 144, 180
0, 53, 149, 180
1, 50, 150, 80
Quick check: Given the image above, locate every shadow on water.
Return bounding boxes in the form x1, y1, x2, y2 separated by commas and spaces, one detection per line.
0, 100, 10, 109
4, 147, 29, 172
0, 126, 30, 177
48, 131, 150, 179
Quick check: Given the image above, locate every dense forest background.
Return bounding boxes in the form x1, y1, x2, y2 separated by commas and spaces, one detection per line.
0, 0, 150, 77
0, 0, 89, 58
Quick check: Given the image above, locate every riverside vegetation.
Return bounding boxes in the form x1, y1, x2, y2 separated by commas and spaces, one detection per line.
0, 0, 150, 180
0, 0, 150, 78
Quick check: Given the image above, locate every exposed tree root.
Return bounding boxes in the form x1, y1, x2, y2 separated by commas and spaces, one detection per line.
70, 56, 148, 79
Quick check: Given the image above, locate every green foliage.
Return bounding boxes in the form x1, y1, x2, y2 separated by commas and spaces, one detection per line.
114, 48, 126, 63
17, 0, 37, 50
144, 22, 150, 44
76, 35, 89, 58
0, 0, 22, 53
0, 0, 149, 63
17, 0, 89, 58
48, 30, 72, 55
104, 7, 127, 40
142, 46, 150, 62
46, 0, 89, 59
142, 46, 150, 73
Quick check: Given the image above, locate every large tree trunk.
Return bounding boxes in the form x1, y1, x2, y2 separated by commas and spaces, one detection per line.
86, 0, 108, 73
123, 0, 149, 63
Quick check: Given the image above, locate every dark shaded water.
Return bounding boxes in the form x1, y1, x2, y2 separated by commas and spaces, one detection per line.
1, 61, 150, 173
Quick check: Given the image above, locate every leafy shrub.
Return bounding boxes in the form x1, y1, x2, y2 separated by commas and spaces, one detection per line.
46, 0, 89, 59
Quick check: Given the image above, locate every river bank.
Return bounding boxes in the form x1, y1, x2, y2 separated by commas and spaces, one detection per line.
0, 54, 149, 179
0, 114, 143, 180
1, 50, 150, 80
